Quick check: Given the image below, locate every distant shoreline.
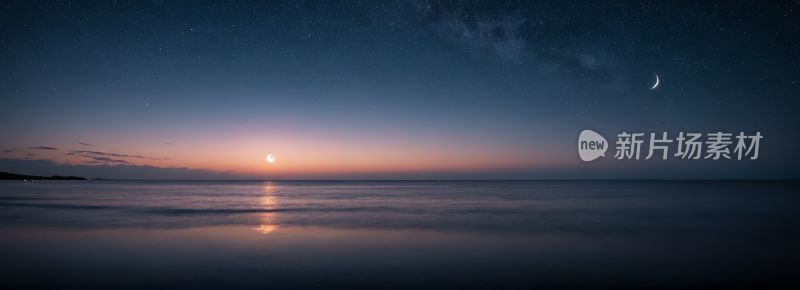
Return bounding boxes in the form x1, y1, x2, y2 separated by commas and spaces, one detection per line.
0, 172, 108, 181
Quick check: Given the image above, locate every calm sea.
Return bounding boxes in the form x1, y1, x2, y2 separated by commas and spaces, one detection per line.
0, 180, 798, 289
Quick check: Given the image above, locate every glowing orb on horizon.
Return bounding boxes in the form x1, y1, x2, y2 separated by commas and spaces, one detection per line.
266, 154, 275, 163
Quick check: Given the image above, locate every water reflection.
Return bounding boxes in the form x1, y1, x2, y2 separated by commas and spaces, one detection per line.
0, 180, 798, 288
253, 181, 279, 234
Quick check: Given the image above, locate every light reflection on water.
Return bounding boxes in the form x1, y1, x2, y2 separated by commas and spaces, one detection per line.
0, 180, 798, 289
254, 181, 279, 234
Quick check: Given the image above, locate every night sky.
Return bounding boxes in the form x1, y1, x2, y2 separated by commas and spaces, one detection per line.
1, 1, 798, 179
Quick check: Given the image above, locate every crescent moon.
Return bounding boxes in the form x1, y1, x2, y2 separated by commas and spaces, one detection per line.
651, 75, 659, 89
266, 154, 275, 163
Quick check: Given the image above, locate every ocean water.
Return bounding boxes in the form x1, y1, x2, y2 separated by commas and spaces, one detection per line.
0, 180, 797, 289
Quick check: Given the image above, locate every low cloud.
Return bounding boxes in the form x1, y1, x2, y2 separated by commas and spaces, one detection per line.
71, 150, 131, 157
27, 154, 36, 157
29, 146, 58, 150
70, 150, 162, 160
164, 142, 174, 145
2, 150, 11, 153
78, 155, 129, 163
78, 143, 94, 146
0, 158, 247, 180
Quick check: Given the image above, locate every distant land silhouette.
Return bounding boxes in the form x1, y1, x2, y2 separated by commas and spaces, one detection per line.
0, 172, 104, 180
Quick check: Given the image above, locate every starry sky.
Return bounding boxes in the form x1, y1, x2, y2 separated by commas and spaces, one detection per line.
1, 0, 798, 179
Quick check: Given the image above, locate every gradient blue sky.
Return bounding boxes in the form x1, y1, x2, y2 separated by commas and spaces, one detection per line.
1, 1, 797, 179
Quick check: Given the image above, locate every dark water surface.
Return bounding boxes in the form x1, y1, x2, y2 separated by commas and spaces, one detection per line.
0, 180, 798, 289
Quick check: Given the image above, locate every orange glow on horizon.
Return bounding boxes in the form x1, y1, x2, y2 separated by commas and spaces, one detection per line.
9, 122, 571, 177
